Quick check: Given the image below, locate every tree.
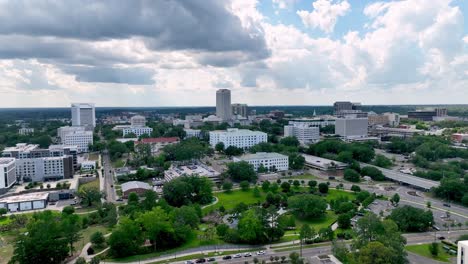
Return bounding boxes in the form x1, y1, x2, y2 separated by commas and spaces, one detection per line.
358, 241, 393, 264
62, 206, 75, 215
299, 224, 315, 256
388, 205, 433, 232
289, 252, 302, 264
215, 142, 225, 152
337, 213, 352, 229
391, 193, 400, 206
108, 218, 144, 257
373, 154, 393, 168
240, 181, 250, 191
89, 257, 100, 264
293, 180, 300, 189
162, 175, 213, 207
351, 185, 361, 193
141, 190, 157, 211
79, 186, 103, 207
288, 194, 327, 219
61, 214, 82, 254
281, 182, 291, 192
280, 136, 300, 147
361, 166, 385, 181
253, 186, 261, 198
270, 182, 279, 193
171, 206, 200, 228
75, 257, 87, 264
344, 169, 361, 182
222, 180, 233, 192
225, 146, 244, 156
428, 242, 439, 257
226, 161, 257, 182
261, 181, 270, 192
257, 164, 268, 173
308, 180, 317, 189
318, 183, 328, 194
289, 153, 305, 170
91, 231, 106, 247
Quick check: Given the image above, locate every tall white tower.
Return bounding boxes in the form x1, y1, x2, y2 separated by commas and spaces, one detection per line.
216, 89, 232, 121
71, 103, 96, 131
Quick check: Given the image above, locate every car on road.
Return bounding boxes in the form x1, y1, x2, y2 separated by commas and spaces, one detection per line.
207, 257, 216, 262
244, 253, 252, 257
116, 198, 123, 202
256, 251, 265, 255
443, 203, 451, 207
233, 254, 242, 258
195, 258, 206, 263
438, 236, 446, 240
185, 261, 194, 264
222, 255, 232, 260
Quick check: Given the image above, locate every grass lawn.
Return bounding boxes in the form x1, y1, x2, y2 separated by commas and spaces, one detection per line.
203, 189, 265, 214
294, 211, 338, 231
325, 189, 356, 202
406, 243, 452, 263
0, 230, 21, 264
112, 159, 125, 168
88, 153, 100, 161
78, 178, 100, 192
0, 216, 12, 226
75, 225, 111, 255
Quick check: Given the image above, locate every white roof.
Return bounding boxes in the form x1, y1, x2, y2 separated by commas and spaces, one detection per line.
0, 158, 15, 165
237, 152, 288, 160
121, 181, 152, 193
0, 193, 49, 204
302, 154, 347, 168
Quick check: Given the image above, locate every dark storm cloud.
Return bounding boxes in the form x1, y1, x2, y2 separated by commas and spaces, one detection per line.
0, 0, 269, 56
62, 66, 156, 85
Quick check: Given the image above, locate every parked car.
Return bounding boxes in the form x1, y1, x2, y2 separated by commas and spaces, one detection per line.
207, 257, 216, 262
233, 254, 242, 258
222, 256, 232, 260
443, 203, 451, 207
244, 252, 252, 257
185, 261, 194, 264
195, 258, 206, 263
256, 251, 265, 255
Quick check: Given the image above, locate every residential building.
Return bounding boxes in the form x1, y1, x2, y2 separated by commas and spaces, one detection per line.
335, 117, 368, 138
58, 126, 93, 153
232, 103, 248, 118
121, 181, 152, 198
0, 158, 16, 189
18, 128, 34, 135
284, 125, 320, 144
130, 115, 146, 127
216, 89, 232, 121
122, 126, 153, 137
0, 193, 49, 212
233, 152, 289, 172
71, 103, 95, 131
457, 240, 468, 264
134, 137, 180, 155
184, 129, 201, 139
209, 128, 267, 149
452, 133, 468, 143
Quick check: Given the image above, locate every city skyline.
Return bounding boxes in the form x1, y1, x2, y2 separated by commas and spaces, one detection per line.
0, 0, 467, 107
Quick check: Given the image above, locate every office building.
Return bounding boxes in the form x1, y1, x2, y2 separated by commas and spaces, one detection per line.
209, 128, 267, 149
435, 108, 448, 117
2, 144, 75, 182
368, 113, 390, 126
288, 117, 335, 128
58, 126, 93, 153
233, 152, 289, 172
284, 125, 320, 144
130, 115, 146, 127
71, 103, 95, 131
122, 126, 153, 137
408, 110, 436, 121
184, 129, 201, 139
216, 89, 232, 121
383, 112, 400, 127
302, 154, 348, 171
457, 240, 468, 264
335, 117, 368, 138
0, 158, 16, 189
232, 103, 248, 118
333, 101, 361, 115
18, 128, 34, 135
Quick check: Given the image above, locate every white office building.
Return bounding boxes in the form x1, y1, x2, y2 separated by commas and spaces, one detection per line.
209, 128, 267, 149
15, 156, 73, 182
458, 240, 468, 264
58, 126, 93, 153
18, 128, 34, 135
287, 117, 335, 128
383, 112, 400, 127
123, 126, 153, 137
71, 103, 96, 131
216, 89, 232, 121
130, 115, 146, 127
0, 158, 16, 189
233, 152, 289, 172
284, 125, 320, 144
335, 117, 368, 138
232, 103, 248, 118
184, 129, 201, 138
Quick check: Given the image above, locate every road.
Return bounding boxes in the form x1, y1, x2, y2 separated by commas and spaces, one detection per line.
102, 151, 117, 203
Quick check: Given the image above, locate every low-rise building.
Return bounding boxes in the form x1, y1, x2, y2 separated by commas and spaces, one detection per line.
287, 117, 335, 128
122, 126, 153, 137
284, 125, 320, 144
121, 181, 152, 198
0, 192, 49, 212
368, 113, 390, 126
130, 115, 146, 127
134, 137, 180, 155
184, 129, 201, 139
164, 163, 221, 183
233, 152, 289, 172
0, 158, 16, 189
302, 154, 348, 171
18, 128, 34, 135
209, 128, 267, 149
81, 161, 96, 171
452, 133, 468, 143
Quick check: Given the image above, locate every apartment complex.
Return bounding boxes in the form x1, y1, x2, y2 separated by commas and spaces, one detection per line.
0, 158, 16, 189
233, 152, 289, 172
58, 126, 93, 153
209, 128, 267, 149
284, 125, 320, 144
216, 89, 232, 121
71, 103, 95, 131
335, 117, 369, 138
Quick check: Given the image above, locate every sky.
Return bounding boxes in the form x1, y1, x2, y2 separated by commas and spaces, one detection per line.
0, 0, 467, 107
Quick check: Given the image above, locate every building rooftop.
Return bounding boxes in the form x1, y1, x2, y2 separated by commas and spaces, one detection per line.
0, 158, 15, 165
3, 143, 39, 153
210, 128, 267, 135
121, 181, 152, 193
302, 154, 348, 169
135, 137, 179, 144
0, 192, 49, 204
237, 152, 288, 160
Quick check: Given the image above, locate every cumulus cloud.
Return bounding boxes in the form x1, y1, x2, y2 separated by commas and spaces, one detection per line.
62, 66, 156, 85
297, 0, 350, 33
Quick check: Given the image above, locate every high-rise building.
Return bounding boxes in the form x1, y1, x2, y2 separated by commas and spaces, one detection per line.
284, 125, 320, 144
335, 117, 369, 138
71, 103, 95, 131
333, 101, 362, 115
130, 115, 146, 127
216, 89, 232, 121
0, 158, 16, 189
232, 103, 248, 118
57, 126, 93, 153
